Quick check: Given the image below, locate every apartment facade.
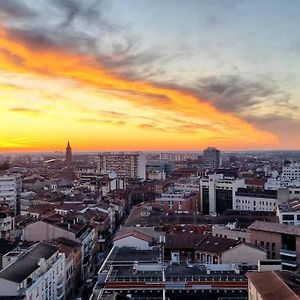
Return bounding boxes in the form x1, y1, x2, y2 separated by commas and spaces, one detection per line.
22, 220, 97, 280
0, 173, 22, 213
249, 221, 300, 271
97, 152, 146, 179
265, 178, 300, 200
277, 199, 300, 226
234, 188, 278, 212
282, 162, 300, 181
247, 271, 300, 300
0, 205, 14, 240
0, 242, 65, 300
155, 190, 198, 212
203, 147, 221, 169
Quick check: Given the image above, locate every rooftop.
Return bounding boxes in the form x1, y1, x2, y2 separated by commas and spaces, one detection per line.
195, 235, 239, 254
108, 247, 159, 263
278, 199, 300, 212
248, 221, 300, 236
236, 187, 277, 199
114, 230, 153, 243
247, 271, 300, 300
0, 242, 58, 283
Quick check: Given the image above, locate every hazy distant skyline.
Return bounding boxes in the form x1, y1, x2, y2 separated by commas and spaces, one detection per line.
0, 0, 300, 151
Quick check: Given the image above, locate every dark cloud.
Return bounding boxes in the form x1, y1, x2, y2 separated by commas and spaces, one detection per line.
6, 26, 97, 53
0, 1, 36, 19
247, 114, 300, 147
194, 75, 280, 113
0, 0, 195, 81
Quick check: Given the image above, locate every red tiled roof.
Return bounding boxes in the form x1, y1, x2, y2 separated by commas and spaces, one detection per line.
114, 230, 153, 243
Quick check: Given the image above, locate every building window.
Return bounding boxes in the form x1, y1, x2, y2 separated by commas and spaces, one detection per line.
282, 215, 295, 221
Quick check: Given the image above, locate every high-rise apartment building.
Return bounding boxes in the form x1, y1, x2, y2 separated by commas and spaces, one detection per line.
203, 147, 221, 169
97, 152, 146, 179
0, 173, 22, 214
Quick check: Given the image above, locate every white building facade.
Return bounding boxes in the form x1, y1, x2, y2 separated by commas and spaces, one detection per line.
234, 188, 278, 212
277, 200, 300, 226
282, 162, 300, 181
200, 174, 246, 215
0, 242, 65, 300
0, 173, 22, 213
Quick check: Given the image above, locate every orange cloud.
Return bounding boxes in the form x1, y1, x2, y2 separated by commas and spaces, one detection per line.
0, 25, 278, 151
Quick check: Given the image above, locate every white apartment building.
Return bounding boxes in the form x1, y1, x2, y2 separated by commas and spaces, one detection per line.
0, 173, 22, 213
282, 162, 300, 181
174, 182, 200, 193
0, 242, 65, 300
0, 205, 14, 240
265, 178, 300, 200
159, 152, 199, 162
277, 199, 300, 226
97, 152, 146, 179
200, 174, 246, 215
234, 188, 278, 212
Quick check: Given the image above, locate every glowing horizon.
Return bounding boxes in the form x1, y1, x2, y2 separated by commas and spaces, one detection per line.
0, 1, 299, 152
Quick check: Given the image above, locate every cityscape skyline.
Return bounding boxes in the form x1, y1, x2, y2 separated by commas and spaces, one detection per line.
1, 0, 300, 151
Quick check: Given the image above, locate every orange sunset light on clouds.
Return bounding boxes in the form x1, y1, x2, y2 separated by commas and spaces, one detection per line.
0, 22, 279, 152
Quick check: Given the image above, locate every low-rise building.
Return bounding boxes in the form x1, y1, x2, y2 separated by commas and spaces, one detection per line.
22, 218, 97, 280
249, 221, 300, 271
113, 230, 154, 250
234, 188, 279, 212
212, 223, 250, 243
54, 238, 82, 300
277, 199, 300, 225
93, 246, 248, 299
155, 190, 198, 213
247, 271, 300, 300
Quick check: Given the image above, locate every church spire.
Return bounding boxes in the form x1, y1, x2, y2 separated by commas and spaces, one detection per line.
65, 140, 72, 166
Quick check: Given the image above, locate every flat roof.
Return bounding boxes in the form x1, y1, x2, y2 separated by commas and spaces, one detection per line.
247, 271, 300, 300
248, 221, 300, 236
108, 247, 160, 263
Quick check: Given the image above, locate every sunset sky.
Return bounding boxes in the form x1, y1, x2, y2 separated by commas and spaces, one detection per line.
0, 0, 300, 152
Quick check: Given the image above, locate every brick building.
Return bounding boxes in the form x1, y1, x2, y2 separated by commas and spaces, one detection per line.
249, 221, 300, 271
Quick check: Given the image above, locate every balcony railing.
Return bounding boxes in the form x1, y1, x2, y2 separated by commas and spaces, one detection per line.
280, 249, 297, 257
57, 280, 64, 289
281, 259, 297, 268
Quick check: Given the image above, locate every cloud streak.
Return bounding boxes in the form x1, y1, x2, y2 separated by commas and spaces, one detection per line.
0, 23, 279, 150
